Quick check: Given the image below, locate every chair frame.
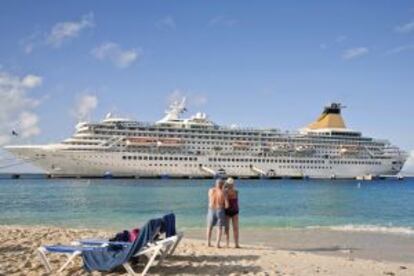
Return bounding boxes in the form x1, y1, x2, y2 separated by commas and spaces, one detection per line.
36, 238, 173, 276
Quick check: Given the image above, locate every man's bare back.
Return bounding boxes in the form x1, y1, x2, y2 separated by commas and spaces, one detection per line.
209, 187, 225, 209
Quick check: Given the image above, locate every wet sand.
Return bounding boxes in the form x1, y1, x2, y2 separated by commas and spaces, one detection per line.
0, 225, 413, 275
186, 227, 414, 263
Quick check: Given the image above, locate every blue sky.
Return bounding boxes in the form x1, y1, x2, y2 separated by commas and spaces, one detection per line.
1, 1, 414, 172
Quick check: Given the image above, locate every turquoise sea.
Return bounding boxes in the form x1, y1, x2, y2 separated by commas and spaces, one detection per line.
1, 178, 414, 233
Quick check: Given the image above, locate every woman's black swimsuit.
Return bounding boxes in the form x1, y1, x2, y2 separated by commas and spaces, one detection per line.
225, 208, 239, 217
225, 197, 239, 217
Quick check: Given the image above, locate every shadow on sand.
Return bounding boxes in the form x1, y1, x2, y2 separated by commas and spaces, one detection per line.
0, 244, 29, 254
128, 254, 262, 275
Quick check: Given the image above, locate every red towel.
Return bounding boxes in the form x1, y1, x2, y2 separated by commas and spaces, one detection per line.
129, 228, 140, 242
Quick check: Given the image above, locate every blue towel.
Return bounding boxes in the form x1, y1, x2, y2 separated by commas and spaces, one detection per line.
161, 213, 177, 237
44, 245, 96, 253
82, 218, 162, 272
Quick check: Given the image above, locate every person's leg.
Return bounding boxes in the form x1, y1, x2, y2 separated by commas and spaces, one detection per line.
225, 216, 230, 247
206, 209, 215, 247
232, 214, 240, 248
215, 209, 225, 248
206, 224, 213, 247
216, 226, 222, 248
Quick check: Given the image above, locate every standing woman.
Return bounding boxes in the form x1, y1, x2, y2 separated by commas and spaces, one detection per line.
224, 177, 240, 248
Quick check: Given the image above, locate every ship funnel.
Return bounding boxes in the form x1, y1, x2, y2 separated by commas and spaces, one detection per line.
307, 103, 346, 129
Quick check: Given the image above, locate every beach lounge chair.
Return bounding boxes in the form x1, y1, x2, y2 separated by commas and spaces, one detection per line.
79, 231, 184, 258
36, 218, 174, 275
37, 242, 167, 275
78, 213, 184, 258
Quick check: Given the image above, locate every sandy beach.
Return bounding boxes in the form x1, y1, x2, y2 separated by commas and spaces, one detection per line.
0, 225, 413, 276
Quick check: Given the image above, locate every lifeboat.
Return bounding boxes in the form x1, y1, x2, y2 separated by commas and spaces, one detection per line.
271, 143, 294, 153
232, 141, 250, 149
126, 137, 183, 147
339, 145, 359, 155
126, 137, 157, 146
156, 138, 183, 147
295, 146, 315, 155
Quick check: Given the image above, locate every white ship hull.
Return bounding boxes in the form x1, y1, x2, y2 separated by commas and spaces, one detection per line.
4, 102, 407, 179
6, 146, 404, 179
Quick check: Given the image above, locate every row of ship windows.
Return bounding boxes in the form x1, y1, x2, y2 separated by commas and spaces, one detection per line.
280, 166, 332, 170
207, 158, 381, 165
126, 145, 371, 153
122, 156, 199, 161
121, 163, 333, 170
90, 131, 373, 143
66, 142, 379, 156
332, 160, 381, 165
214, 160, 382, 165
208, 158, 326, 163
121, 155, 325, 163
74, 137, 381, 150
94, 129, 278, 136
120, 156, 381, 166
93, 127, 363, 138
142, 164, 332, 170
120, 163, 332, 170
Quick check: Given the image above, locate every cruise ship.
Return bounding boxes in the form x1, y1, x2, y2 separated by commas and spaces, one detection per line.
4, 100, 407, 179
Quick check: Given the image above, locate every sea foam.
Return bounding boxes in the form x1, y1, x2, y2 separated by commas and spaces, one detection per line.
307, 224, 414, 235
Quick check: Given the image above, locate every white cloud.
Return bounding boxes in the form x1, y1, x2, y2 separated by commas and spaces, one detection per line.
167, 89, 208, 108
386, 44, 414, 55
46, 13, 94, 47
342, 47, 369, 60
22, 75, 43, 88
72, 94, 98, 121
92, 42, 140, 68
22, 13, 94, 52
0, 71, 42, 145
395, 19, 414, 34
20, 31, 42, 54
156, 16, 176, 30
208, 16, 238, 27
19, 112, 40, 138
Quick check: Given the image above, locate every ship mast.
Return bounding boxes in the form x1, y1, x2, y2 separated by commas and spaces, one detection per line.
157, 97, 187, 123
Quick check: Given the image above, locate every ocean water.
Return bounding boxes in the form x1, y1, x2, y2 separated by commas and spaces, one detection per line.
1, 178, 414, 233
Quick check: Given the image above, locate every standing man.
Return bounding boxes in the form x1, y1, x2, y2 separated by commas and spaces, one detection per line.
206, 178, 226, 248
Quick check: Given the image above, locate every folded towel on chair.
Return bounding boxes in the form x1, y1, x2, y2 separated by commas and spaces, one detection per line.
82, 218, 162, 272
161, 213, 176, 238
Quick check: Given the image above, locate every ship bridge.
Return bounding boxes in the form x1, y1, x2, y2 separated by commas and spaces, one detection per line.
156, 98, 216, 129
